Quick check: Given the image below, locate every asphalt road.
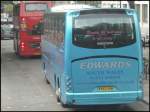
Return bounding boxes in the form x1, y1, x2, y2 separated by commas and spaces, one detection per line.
1, 40, 149, 111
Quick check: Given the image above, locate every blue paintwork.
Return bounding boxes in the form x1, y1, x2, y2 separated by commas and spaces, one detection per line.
41, 8, 144, 105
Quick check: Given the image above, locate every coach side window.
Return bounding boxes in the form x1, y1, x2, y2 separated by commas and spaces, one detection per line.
61, 17, 64, 44
53, 16, 56, 45
44, 14, 48, 41
51, 16, 54, 44
58, 16, 65, 50
53, 17, 57, 46
55, 17, 59, 47
57, 17, 61, 47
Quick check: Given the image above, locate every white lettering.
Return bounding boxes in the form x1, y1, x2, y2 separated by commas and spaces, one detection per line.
110, 62, 118, 68
80, 62, 87, 69
80, 61, 131, 69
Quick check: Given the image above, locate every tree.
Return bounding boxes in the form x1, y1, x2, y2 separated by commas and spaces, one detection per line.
4, 4, 13, 13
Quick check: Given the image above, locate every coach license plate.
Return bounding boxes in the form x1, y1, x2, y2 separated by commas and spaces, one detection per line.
97, 86, 113, 91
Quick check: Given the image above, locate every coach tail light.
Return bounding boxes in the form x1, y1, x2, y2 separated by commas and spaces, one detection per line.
65, 75, 72, 92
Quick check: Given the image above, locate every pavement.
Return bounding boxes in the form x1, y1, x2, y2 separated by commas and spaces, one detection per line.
143, 47, 149, 104
143, 80, 149, 104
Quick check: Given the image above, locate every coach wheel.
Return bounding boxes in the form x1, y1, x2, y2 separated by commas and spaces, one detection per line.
43, 64, 49, 84
56, 87, 60, 102
61, 103, 67, 108
60, 101, 69, 108
45, 75, 50, 84
46, 78, 50, 84
56, 77, 61, 102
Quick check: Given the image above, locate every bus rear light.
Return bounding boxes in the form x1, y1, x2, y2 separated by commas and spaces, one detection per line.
22, 18, 25, 21
21, 42, 25, 48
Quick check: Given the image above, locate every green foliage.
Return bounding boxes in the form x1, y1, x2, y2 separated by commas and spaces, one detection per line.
4, 4, 13, 13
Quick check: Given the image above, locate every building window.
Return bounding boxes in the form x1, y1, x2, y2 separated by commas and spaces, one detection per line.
142, 4, 148, 23
123, 4, 127, 8
135, 4, 141, 22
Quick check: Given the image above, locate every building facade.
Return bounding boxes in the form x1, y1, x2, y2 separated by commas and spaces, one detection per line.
53, 1, 149, 36
100, 1, 149, 35
12, 1, 149, 36
134, 1, 149, 35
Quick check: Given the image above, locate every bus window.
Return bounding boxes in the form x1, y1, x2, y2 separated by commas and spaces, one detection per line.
25, 3, 48, 12
73, 14, 136, 49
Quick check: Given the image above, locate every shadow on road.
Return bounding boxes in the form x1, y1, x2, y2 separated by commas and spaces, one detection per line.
17, 55, 41, 60
68, 104, 134, 111
2, 51, 41, 60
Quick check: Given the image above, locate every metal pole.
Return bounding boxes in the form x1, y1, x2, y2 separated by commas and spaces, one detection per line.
120, 1, 121, 8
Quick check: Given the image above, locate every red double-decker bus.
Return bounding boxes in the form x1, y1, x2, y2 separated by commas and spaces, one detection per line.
13, 1, 52, 57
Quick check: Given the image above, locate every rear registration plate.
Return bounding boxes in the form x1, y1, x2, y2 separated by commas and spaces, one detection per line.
97, 86, 113, 91
34, 52, 41, 55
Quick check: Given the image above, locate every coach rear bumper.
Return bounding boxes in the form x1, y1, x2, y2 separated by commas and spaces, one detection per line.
63, 91, 143, 105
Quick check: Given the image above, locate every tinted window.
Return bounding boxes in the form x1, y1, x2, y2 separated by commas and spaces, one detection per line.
43, 14, 65, 48
26, 3, 48, 12
73, 14, 136, 49
44, 14, 49, 40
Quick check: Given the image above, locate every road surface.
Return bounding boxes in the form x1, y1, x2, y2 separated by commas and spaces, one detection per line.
1, 40, 149, 111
